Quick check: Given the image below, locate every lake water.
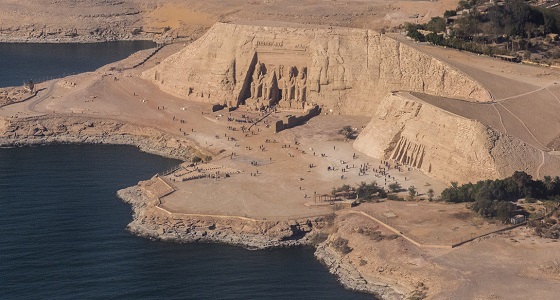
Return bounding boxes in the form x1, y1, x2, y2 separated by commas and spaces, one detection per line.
0, 41, 155, 88
0, 145, 371, 299
0, 42, 372, 299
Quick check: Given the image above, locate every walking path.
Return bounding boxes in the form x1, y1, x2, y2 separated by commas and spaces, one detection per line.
491, 103, 508, 134
348, 209, 528, 250
496, 102, 547, 150
536, 150, 546, 179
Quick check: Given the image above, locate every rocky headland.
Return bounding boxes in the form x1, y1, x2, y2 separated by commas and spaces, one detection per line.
117, 176, 433, 300
0, 113, 432, 299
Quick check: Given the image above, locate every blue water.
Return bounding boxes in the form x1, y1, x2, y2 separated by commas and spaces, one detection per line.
0, 41, 155, 88
0, 42, 373, 299
0, 145, 372, 299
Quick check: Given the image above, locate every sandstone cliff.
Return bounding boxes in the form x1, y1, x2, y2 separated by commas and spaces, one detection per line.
143, 22, 491, 116
353, 92, 551, 183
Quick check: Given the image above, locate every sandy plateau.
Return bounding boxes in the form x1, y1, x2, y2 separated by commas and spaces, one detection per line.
2, 2, 560, 299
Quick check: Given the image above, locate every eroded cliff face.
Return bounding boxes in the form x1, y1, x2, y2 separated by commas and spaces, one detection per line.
143, 22, 491, 116
353, 93, 547, 183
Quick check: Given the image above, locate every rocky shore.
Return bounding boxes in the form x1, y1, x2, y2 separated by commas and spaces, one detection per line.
0, 115, 203, 161
0, 113, 412, 299
0, 28, 188, 44
0, 33, 152, 44
315, 243, 407, 300
117, 183, 325, 249
116, 177, 411, 300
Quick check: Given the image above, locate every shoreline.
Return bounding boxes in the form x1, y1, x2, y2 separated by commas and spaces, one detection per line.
0, 36, 154, 44
0, 115, 200, 161
116, 175, 409, 299
4, 32, 558, 298
0, 33, 193, 45
0, 113, 408, 299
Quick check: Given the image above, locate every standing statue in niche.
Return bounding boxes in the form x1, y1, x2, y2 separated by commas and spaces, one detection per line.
327, 37, 348, 90
262, 68, 274, 100
331, 55, 346, 90
295, 67, 307, 103
277, 65, 286, 100
250, 62, 265, 99
286, 66, 296, 102
309, 43, 328, 93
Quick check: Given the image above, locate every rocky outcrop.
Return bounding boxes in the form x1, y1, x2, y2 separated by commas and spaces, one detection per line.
0, 87, 33, 107
143, 22, 491, 116
0, 115, 206, 161
315, 240, 406, 299
117, 178, 333, 249
116, 178, 419, 299
353, 93, 547, 183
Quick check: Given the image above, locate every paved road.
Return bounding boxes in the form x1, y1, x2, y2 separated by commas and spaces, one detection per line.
28, 80, 58, 112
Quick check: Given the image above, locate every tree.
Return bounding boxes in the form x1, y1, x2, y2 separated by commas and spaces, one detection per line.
472, 198, 494, 217
444, 10, 457, 18
503, 0, 531, 37
405, 23, 426, 42
331, 237, 352, 254
440, 171, 560, 221
408, 186, 417, 201
511, 170, 533, 196
333, 184, 352, 194
544, 176, 554, 193
552, 176, 560, 196
426, 17, 447, 33
427, 188, 435, 201
495, 201, 515, 222
338, 125, 357, 139
458, 0, 472, 10
24, 80, 35, 94
388, 182, 402, 193
441, 181, 472, 203
541, 9, 560, 34
356, 181, 386, 201
455, 11, 481, 38
408, 30, 426, 42
426, 32, 445, 45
